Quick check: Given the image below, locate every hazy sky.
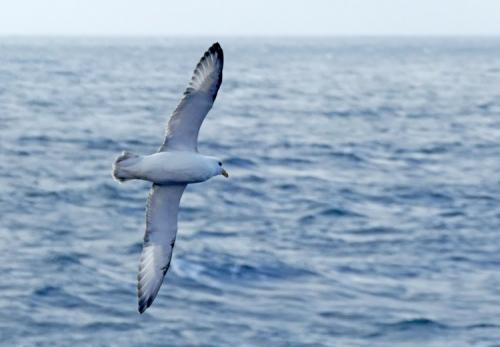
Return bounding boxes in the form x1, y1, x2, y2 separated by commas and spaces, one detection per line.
1, 0, 500, 36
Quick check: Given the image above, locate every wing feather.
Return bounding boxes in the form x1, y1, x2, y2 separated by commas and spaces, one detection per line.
137, 184, 186, 314
159, 42, 224, 152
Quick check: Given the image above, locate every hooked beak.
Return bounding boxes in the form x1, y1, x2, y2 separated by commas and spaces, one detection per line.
221, 169, 229, 178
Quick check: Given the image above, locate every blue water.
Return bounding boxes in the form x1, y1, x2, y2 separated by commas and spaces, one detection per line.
1, 37, 500, 346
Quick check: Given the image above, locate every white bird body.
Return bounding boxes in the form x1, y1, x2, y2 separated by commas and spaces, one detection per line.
111, 42, 227, 313
114, 151, 221, 185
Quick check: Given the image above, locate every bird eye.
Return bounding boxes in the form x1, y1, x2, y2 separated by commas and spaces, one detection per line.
218, 162, 222, 166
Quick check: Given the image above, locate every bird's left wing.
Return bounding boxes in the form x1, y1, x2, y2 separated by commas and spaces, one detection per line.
159, 42, 224, 152
137, 184, 186, 314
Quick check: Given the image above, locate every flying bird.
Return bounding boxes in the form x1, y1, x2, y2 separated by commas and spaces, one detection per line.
112, 43, 227, 314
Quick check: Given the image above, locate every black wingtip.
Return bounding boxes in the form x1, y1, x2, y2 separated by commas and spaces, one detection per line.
138, 295, 146, 314
209, 42, 223, 58
138, 296, 152, 314
137, 284, 149, 314
138, 303, 145, 314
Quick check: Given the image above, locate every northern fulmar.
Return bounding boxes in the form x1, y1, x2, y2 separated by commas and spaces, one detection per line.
112, 42, 227, 314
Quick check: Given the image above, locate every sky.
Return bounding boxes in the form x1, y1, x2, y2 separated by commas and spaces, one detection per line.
1, 0, 500, 36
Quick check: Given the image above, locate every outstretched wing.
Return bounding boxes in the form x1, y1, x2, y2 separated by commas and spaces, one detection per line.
159, 42, 224, 152
137, 184, 186, 314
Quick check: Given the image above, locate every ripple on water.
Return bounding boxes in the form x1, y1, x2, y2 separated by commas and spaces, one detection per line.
2, 37, 500, 347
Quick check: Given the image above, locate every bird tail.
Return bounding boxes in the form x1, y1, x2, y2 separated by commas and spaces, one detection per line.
112, 151, 141, 182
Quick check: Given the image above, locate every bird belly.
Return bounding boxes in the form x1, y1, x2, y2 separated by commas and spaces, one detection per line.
130, 152, 211, 184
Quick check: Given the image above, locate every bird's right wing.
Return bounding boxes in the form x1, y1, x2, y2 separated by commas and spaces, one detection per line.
158, 42, 224, 152
137, 184, 186, 314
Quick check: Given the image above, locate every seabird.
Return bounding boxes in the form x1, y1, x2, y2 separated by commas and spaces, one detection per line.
112, 42, 227, 314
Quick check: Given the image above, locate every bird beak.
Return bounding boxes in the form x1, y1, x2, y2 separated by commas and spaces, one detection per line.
221, 169, 229, 178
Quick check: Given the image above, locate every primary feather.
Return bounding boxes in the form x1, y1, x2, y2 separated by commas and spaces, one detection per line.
137, 184, 186, 314
159, 42, 224, 152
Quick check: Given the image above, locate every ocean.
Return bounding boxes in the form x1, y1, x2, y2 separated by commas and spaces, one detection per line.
1, 37, 500, 346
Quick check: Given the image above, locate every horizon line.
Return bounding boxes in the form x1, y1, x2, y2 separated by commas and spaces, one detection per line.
1, 33, 500, 39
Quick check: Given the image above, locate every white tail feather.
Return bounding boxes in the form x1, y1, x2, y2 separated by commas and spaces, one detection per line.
112, 151, 140, 182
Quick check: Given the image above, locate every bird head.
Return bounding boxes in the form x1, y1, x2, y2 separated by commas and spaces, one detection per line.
208, 157, 228, 178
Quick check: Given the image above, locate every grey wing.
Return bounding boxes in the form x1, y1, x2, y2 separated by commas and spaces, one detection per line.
137, 184, 186, 314
159, 42, 224, 152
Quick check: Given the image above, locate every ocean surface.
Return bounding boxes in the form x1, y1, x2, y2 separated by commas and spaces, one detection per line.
1, 37, 500, 347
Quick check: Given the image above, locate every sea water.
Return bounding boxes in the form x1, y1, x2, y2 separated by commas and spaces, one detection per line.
1, 37, 500, 346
